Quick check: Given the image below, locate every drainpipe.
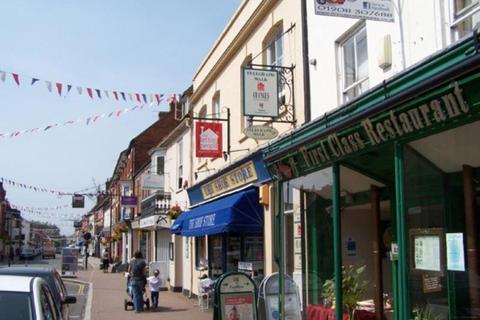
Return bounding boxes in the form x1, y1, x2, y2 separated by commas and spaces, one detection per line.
301, 0, 311, 123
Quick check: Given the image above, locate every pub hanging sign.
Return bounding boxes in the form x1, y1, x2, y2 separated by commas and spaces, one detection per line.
243, 68, 279, 118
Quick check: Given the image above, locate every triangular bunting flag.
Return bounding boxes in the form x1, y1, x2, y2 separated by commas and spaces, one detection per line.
108, 111, 114, 117
116, 110, 123, 117
86, 117, 92, 125
0, 71, 6, 82
95, 89, 101, 99
135, 93, 141, 103
66, 85, 72, 97
120, 92, 126, 101
56, 83, 62, 96
76, 86, 83, 95
87, 88, 93, 99
46, 81, 52, 92
12, 73, 20, 86
113, 91, 119, 100
128, 93, 133, 101
155, 94, 161, 105
104, 90, 110, 98
142, 94, 147, 103
31, 78, 39, 85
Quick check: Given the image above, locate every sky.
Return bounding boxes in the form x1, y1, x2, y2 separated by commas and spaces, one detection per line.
0, 1, 241, 236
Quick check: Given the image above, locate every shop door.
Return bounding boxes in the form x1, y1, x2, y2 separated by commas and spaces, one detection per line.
402, 122, 480, 319
155, 230, 170, 284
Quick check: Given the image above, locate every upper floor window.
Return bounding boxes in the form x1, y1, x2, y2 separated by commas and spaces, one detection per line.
452, 0, 480, 40
339, 25, 369, 103
156, 156, 164, 175
212, 93, 220, 119
264, 26, 284, 67
177, 139, 183, 190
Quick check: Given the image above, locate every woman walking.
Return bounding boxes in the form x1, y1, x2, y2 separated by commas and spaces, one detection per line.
127, 251, 147, 313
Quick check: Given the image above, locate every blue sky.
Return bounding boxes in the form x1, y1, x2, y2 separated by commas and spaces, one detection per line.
0, 1, 240, 235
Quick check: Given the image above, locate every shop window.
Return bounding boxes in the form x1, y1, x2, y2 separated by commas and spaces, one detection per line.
208, 234, 223, 278
338, 25, 369, 103
226, 234, 242, 272
195, 236, 207, 269
451, 0, 480, 40
176, 139, 183, 190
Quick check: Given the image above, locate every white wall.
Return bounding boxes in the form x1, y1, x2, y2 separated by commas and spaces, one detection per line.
306, 0, 452, 121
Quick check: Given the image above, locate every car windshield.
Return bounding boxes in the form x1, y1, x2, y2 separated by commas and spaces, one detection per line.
0, 291, 33, 320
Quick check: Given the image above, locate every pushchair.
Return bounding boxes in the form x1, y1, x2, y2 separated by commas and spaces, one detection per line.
124, 276, 150, 311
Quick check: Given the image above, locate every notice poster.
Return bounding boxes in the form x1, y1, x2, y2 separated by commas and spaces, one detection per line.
222, 294, 255, 320
414, 235, 441, 272
446, 233, 465, 271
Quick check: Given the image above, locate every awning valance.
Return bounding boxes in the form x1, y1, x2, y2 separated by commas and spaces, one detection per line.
171, 188, 263, 237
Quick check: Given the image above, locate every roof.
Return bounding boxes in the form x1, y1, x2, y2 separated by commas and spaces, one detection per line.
0, 275, 33, 292
0, 266, 56, 277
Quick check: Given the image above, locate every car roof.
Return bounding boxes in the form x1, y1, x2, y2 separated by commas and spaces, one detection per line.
0, 267, 56, 276
0, 275, 34, 292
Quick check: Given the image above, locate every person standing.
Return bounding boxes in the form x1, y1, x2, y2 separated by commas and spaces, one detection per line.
147, 269, 163, 309
128, 251, 146, 313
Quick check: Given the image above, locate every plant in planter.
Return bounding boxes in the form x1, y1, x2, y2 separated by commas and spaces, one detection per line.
167, 204, 183, 219
322, 265, 369, 319
412, 305, 436, 320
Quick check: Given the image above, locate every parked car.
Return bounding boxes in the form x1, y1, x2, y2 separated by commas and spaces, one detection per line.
0, 275, 62, 319
42, 246, 56, 259
55, 247, 63, 254
19, 247, 35, 260
0, 267, 76, 319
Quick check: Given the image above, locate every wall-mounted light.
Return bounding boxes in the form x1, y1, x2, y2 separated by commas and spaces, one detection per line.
223, 148, 250, 161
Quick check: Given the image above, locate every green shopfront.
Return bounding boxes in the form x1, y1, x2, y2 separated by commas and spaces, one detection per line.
264, 35, 480, 320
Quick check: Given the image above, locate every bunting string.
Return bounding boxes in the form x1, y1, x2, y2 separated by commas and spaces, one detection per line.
0, 100, 164, 139
11, 204, 71, 212
0, 177, 82, 196
0, 68, 170, 105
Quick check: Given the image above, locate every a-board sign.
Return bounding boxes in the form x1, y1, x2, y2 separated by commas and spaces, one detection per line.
61, 248, 79, 276
214, 272, 258, 320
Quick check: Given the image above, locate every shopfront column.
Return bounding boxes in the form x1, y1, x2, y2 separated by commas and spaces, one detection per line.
332, 163, 343, 320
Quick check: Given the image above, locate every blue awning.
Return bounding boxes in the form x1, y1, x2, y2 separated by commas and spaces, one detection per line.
170, 188, 263, 237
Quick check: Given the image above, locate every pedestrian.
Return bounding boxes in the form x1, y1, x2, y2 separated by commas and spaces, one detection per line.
147, 269, 163, 309
127, 251, 147, 313
101, 249, 110, 273
0, 248, 4, 262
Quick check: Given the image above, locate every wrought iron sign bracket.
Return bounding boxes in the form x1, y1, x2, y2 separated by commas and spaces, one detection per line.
247, 63, 296, 125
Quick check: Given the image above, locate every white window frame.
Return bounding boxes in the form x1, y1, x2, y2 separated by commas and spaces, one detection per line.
212, 92, 220, 119
338, 25, 369, 103
450, 0, 480, 41
155, 156, 164, 175
177, 139, 183, 190
266, 28, 284, 67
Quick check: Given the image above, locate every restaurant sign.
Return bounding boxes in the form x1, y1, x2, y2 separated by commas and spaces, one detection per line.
244, 125, 279, 140
271, 82, 473, 179
201, 161, 258, 199
314, 0, 394, 22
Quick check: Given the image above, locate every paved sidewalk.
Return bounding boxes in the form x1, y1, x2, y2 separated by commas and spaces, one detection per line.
78, 257, 213, 320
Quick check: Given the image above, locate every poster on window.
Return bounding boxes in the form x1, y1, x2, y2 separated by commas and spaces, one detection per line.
314, 0, 395, 22
414, 235, 441, 272
243, 68, 279, 117
195, 121, 222, 158
446, 233, 465, 271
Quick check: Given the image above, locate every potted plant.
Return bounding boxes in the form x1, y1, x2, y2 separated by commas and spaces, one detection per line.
322, 265, 369, 320
412, 305, 435, 320
167, 204, 183, 220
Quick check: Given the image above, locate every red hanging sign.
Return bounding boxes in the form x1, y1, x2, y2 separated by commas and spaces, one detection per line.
195, 122, 222, 158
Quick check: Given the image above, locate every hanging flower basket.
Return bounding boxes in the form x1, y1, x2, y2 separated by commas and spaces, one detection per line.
167, 204, 183, 219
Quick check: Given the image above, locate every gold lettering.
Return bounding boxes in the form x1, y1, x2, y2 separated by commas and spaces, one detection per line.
430, 99, 447, 122
320, 140, 330, 160
347, 135, 359, 152
354, 132, 365, 149
327, 135, 340, 157
453, 82, 470, 113
340, 136, 353, 154
288, 157, 299, 177
441, 93, 461, 118
399, 113, 414, 133
418, 104, 432, 127
362, 119, 381, 145
375, 123, 388, 142
299, 147, 312, 167
407, 109, 424, 130
389, 111, 403, 136
315, 146, 327, 163
383, 119, 396, 139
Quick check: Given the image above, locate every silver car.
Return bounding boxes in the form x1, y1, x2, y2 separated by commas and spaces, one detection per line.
0, 275, 63, 319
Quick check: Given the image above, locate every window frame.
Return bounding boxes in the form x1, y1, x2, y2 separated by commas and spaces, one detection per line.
450, 0, 480, 41
338, 24, 369, 103
176, 139, 183, 190
195, 236, 207, 269
212, 92, 220, 119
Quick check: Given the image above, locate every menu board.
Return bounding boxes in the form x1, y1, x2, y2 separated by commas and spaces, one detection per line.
446, 233, 465, 271
414, 235, 441, 272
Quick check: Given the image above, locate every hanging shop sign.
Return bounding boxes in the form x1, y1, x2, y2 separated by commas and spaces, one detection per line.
243, 125, 279, 140
314, 0, 394, 22
141, 174, 164, 190
195, 122, 223, 158
121, 196, 137, 208
270, 81, 477, 180
243, 68, 279, 117
72, 194, 85, 208
201, 161, 258, 200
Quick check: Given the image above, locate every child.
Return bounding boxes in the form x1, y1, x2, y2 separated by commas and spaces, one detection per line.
147, 269, 163, 309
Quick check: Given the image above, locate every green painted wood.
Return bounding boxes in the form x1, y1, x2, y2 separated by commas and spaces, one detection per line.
332, 163, 343, 320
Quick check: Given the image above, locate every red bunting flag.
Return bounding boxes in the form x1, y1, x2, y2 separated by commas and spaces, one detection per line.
155, 94, 162, 105
12, 73, 20, 86
113, 91, 119, 100
56, 83, 62, 96
87, 88, 93, 99
135, 93, 141, 103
